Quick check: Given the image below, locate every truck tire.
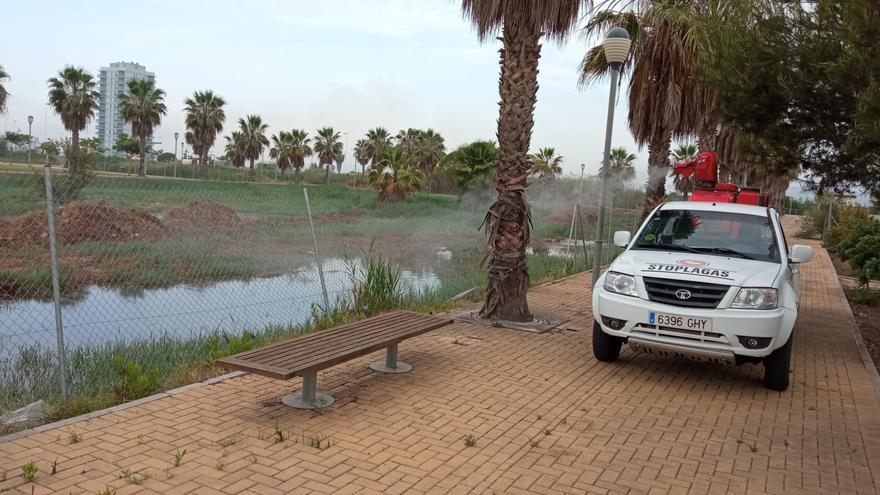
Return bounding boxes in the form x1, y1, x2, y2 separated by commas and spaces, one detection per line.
762, 334, 792, 391
593, 321, 623, 362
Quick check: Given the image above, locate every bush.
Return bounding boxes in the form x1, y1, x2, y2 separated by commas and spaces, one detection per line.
112, 356, 161, 402
846, 288, 880, 306
826, 204, 880, 285
32, 144, 95, 204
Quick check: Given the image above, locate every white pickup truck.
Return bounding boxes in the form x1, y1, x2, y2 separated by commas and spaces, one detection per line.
592, 201, 813, 390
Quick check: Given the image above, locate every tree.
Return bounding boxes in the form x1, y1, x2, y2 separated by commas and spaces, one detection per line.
4, 131, 30, 151
461, 0, 585, 321
119, 79, 166, 177
224, 132, 246, 168
184, 90, 226, 170
365, 127, 393, 168
530, 147, 563, 179
288, 129, 312, 174
157, 152, 175, 162
440, 140, 498, 190
416, 129, 446, 175
353, 139, 370, 174
237, 115, 269, 180
368, 147, 424, 201
600, 146, 637, 192
313, 127, 342, 180
0, 65, 8, 114
269, 130, 294, 172
113, 133, 141, 158
47, 66, 99, 150
581, 2, 716, 216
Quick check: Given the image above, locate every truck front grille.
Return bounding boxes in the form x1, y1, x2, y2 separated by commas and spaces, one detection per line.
642, 277, 730, 308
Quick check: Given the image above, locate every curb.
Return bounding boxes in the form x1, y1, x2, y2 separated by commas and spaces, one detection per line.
0, 371, 244, 444
826, 249, 880, 405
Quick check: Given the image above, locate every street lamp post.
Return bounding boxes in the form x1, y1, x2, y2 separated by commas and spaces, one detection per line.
27, 115, 34, 165
592, 27, 632, 288
173, 132, 179, 178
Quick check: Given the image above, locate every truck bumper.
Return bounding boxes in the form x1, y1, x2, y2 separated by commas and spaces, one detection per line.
593, 286, 797, 359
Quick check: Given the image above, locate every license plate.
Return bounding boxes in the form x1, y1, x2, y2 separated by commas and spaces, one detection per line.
649, 312, 712, 332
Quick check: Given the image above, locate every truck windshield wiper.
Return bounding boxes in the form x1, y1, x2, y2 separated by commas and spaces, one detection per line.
633, 243, 701, 253
692, 247, 755, 260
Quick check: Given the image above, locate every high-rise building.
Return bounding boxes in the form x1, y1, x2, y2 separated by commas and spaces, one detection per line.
96, 62, 155, 155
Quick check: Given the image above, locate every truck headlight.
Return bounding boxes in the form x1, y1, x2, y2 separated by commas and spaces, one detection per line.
604, 272, 638, 297
731, 288, 778, 309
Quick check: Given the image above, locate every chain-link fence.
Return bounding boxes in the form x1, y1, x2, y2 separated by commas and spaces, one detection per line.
0, 163, 643, 423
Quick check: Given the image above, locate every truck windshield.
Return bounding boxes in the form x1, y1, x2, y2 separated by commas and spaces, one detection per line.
632, 209, 780, 263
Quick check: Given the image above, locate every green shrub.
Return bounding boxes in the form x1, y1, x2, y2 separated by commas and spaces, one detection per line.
846, 288, 880, 306
347, 252, 404, 316
112, 357, 161, 402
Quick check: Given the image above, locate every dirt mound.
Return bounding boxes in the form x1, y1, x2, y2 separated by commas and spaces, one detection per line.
164, 199, 249, 233
545, 205, 598, 225
292, 207, 365, 226
0, 201, 165, 247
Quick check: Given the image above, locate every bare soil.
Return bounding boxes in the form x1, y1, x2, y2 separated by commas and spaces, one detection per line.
831, 253, 880, 374
164, 199, 256, 234
291, 207, 365, 226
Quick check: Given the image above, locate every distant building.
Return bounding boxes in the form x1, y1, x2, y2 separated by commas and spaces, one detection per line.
96, 62, 155, 155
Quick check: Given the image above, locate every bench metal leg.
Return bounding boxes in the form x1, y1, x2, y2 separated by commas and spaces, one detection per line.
281, 370, 334, 409
370, 343, 412, 373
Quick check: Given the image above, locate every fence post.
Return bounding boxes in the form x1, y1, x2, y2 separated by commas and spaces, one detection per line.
303, 188, 331, 314
43, 166, 69, 402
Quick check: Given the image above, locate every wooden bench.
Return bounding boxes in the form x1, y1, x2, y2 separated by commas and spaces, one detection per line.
218, 310, 453, 409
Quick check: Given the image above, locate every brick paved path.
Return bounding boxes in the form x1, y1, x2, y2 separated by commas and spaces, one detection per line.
1, 219, 879, 494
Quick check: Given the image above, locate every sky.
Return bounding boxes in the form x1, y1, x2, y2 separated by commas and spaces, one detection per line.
1, 0, 813, 198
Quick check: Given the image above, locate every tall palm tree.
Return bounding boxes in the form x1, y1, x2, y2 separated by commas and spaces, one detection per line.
354, 138, 370, 174
269, 130, 293, 172
365, 127, 393, 167
47, 66, 99, 150
396, 128, 423, 156
184, 90, 226, 169
0, 65, 9, 114
313, 127, 342, 172
530, 147, 563, 179
368, 147, 425, 201
600, 146, 637, 192
581, 2, 715, 216
440, 140, 498, 190
288, 129, 312, 174
461, 0, 585, 321
670, 142, 697, 198
417, 129, 446, 175
237, 115, 269, 181
119, 79, 167, 177
224, 132, 246, 168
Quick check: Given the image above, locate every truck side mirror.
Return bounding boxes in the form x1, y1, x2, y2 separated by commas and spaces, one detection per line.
613, 231, 631, 248
789, 244, 813, 263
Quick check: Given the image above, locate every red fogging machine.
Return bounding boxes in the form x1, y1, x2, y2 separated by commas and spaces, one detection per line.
672, 151, 768, 206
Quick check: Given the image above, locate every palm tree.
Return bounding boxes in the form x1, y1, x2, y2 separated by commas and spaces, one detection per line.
354, 139, 370, 174
580, 2, 715, 216
417, 129, 446, 175
0, 65, 9, 114
313, 127, 342, 178
119, 79, 167, 177
269, 130, 293, 172
530, 147, 563, 179
47, 66, 99, 150
238, 115, 269, 180
184, 90, 226, 169
440, 140, 498, 190
600, 146, 637, 192
461, 0, 585, 321
670, 143, 697, 198
288, 129, 312, 174
396, 128, 423, 156
224, 132, 246, 168
368, 147, 425, 201
365, 127, 393, 167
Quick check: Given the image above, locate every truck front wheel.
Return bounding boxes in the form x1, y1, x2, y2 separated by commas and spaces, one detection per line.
593, 321, 623, 362
762, 334, 793, 391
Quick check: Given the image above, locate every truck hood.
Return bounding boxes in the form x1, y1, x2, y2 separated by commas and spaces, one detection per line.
611, 249, 780, 287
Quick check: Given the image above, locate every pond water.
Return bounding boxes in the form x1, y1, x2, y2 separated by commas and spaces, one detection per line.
0, 257, 441, 357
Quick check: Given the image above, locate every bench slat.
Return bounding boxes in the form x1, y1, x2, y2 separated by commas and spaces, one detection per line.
256, 317, 439, 368
230, 311, 426, 365
218, 310, 453, 379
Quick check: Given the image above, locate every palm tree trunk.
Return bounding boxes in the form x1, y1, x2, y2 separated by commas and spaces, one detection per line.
66, 129, 80, 169
698, 127, 717, 151
641, 133, 672, 218
249, 159, 255, 181
138, 135, 146, 177
477, 24, 540, 322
